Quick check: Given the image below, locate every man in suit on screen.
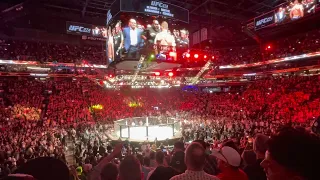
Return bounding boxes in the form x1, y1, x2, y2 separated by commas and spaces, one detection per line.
121, 19, 144, 59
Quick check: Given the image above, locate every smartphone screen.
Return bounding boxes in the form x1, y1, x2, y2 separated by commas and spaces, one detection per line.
162, 149, 167, 153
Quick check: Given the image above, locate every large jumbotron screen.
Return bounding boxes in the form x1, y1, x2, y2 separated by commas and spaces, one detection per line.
274, 0, 317, 24
254, 0, 318, 30
106, 0, 189, 63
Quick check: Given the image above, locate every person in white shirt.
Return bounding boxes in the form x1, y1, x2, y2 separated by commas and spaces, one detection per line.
154, 21, 176, 55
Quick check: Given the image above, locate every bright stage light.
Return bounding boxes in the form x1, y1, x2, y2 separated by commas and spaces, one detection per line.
186, 53, 191, 58
155, 72, 161, 76
194, 54, 199, 58
168, 72, 174, 77
266, 45, 272, 50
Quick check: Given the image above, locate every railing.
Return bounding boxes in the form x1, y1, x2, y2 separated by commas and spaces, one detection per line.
1, 51, 320, 71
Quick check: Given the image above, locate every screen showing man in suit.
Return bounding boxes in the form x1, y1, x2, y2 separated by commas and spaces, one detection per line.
121, 19, 144, 59
107, 15, 189, 61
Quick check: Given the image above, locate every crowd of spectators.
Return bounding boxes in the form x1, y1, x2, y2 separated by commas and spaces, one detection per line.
213, 29, 320, 65
0, 12, 319, 180
0, 40, 105, 64
0, 73, 319, 180
1, 28, 320, 66
0, 27, 320, 180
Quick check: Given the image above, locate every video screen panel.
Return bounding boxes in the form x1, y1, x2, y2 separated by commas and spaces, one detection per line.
275, 0, 317, 24
106, 14, 189, 62
254, 11, 275, 30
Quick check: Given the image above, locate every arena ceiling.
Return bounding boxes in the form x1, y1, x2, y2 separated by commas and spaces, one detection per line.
1, 0, 288, 24
0, 0, 290, 47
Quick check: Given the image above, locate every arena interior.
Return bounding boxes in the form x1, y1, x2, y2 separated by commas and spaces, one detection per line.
0, 0, 320, 180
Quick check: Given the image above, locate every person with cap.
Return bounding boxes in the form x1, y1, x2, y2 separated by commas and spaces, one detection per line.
212, 146, 248, 180
170, 142, 219, 180
244, 134, 268, 180
170, 150, 186, 174
169, 141, 186, 173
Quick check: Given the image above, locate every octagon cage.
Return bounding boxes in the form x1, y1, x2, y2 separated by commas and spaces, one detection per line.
113, 116, 181, 142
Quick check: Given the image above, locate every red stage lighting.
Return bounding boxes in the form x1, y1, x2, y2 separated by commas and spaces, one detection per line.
212, 56, 215, 60
168, 72, 174, 77
194, 54, 199, 58
108, 74, 114, 78
204, 55, 208, 59
155, 72, 161, 76
266, 45, 272, 50
186, 53, 191, 58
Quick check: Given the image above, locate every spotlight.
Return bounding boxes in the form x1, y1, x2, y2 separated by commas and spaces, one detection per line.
266, 45, 272, 50
186, 53, 191, 58
168, 72, 174, 77
194, 54, 199, 59
155, 72, 161, 76
204, 55, 207, 59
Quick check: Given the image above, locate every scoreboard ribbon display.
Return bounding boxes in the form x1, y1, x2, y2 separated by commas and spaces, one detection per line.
66, 22, 107, 39
120, 0, 189, 23
254, 11, 275, 30
66, 22, 92, 35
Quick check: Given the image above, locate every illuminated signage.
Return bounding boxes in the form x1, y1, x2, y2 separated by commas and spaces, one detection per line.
120, 0, 189, 23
